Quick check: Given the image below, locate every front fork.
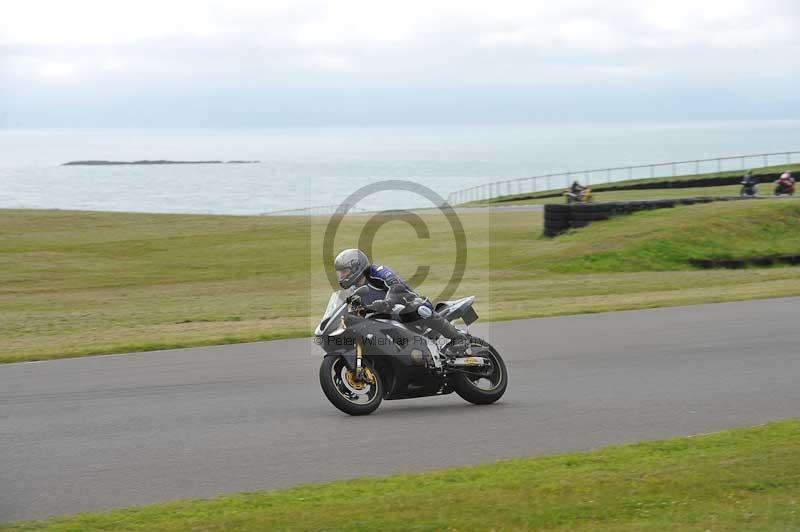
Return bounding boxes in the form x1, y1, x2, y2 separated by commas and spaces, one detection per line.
351, 340, 379, 387
354, 340, 365, 380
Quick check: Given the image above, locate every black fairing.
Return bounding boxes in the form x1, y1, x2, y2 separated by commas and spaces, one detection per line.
319, 314, 451, 400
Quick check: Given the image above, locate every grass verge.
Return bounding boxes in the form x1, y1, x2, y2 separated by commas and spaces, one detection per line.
2, 201, 800, 363
4, 420, 799, 531
528, 199, 800, 272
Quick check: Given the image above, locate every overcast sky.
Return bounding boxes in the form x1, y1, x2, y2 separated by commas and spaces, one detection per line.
2, 0, 799, 127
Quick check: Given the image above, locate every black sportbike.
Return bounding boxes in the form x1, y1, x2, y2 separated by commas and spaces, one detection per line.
314, 286, 508, 415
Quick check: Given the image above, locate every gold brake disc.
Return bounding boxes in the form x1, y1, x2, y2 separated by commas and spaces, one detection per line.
363, 367, 375, 384
344, 367, 375, 390
344, 370, 365, 390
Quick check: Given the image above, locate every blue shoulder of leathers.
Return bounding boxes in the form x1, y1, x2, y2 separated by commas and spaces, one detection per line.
367, 264, 397, 283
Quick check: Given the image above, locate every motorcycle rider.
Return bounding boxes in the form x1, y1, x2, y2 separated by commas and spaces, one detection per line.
740, 170, 758, 197
566, 180, 586, 203
333, 248, 470, 356
775, 171, 795, 196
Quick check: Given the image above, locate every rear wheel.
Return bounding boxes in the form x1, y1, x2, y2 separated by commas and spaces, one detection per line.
452, 337, 508, 405
319, 356, 383, 415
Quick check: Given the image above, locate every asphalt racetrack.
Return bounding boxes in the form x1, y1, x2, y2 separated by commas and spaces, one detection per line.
2, 297, 799, 522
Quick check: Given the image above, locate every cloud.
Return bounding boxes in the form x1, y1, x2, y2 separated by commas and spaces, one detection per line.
37, 61, 77, 81
1, 0, 799, 125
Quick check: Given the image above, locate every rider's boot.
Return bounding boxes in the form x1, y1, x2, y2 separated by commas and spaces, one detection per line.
425, 313, 471, 358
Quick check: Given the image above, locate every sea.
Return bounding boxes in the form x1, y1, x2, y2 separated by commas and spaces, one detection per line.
1, 121, 799, 215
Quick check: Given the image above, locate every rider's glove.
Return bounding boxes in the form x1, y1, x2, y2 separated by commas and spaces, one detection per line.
365, 300, 393, 314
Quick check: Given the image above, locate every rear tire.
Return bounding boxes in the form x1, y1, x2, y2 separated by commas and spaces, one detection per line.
319, 356, 383, 416
452, 337, 508, 405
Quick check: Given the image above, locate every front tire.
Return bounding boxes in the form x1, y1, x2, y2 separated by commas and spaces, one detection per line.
319, 356, 383, 416
452, 337, 508, 405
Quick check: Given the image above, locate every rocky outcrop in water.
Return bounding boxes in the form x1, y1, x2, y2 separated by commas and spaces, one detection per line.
62, 160, 260, 166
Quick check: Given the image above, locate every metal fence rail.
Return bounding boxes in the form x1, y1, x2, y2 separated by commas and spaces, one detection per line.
263, 203, 364, 216
446, 150, 800, 205
263, 150, 800, 216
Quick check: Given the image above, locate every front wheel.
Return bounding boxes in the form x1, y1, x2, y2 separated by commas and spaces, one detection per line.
452, 337, 508, 405
319, 356, 383, 415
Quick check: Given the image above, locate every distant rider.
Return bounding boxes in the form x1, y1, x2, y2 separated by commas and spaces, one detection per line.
775, 171, 795, 195
566, 180, 586, 203
333, 249, 469, 355
741, 170, 758, 197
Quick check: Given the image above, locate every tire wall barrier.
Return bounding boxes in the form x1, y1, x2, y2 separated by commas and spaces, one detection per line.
543, 196, 748, 237
688, 255, 800, 269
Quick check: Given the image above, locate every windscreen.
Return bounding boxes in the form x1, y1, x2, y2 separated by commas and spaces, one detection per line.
322, 289, 349, 321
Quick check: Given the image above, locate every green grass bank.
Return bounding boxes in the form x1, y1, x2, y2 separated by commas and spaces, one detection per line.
2, 200, 800, 363
4, 420, 799, 531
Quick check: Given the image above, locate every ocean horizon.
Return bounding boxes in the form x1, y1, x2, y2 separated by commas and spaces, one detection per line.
2, 120, 799, 215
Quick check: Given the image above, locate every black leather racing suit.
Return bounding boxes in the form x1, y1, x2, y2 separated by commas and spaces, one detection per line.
357, 264, 466, 344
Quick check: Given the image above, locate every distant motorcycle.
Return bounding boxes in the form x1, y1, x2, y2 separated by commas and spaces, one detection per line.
314, 286, 508, 415
740, 179, 758, 197
774, 178, 795, 196
564, 187, 593, 204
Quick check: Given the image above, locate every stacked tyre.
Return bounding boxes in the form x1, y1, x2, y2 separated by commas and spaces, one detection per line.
607, 202, 628, 216
570, 204, 611, 227
543, 204, 571, 237
626, 201, 647, 213
543, 196, 727, 238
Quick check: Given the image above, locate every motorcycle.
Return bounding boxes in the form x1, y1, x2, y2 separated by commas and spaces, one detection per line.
564, 187, 593, 204
774, 179, 795, 196
314, 285, 508, 415
740, 179, 758, 197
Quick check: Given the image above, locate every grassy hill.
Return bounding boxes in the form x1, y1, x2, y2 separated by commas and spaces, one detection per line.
532, 200, 800, 272
2, 201, 800, 363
